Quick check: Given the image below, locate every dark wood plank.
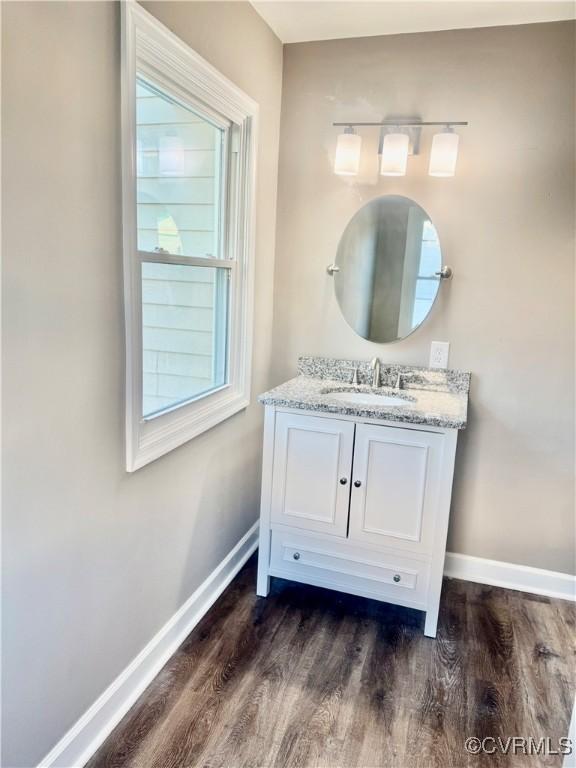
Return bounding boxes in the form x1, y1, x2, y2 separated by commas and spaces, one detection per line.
406, 577, 468, 768
465, 583, 523, 768
507, 590, 574, 767
87, 556, 575, 768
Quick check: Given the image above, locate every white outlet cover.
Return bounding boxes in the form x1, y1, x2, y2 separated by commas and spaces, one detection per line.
430, 341, 450, 369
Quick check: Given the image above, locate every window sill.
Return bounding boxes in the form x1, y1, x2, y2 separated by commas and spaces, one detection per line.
128, 388, 250, 472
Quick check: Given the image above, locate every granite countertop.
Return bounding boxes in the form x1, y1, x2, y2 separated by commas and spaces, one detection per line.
258, 356, 470, 430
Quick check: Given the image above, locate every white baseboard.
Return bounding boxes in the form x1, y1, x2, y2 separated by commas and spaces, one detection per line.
39, 522, 259, 768
445, 552, 576, 602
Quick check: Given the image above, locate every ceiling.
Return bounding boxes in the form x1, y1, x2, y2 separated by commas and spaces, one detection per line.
250, 1, 576, 44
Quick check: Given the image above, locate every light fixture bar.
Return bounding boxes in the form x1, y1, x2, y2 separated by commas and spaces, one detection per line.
333, 121, 468, 127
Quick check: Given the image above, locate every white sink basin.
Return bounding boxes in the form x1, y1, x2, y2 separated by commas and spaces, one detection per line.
327, 391, 409, 407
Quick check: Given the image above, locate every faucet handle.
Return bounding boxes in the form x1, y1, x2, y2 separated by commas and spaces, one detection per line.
344, 366, 360, 385
394, 371, 417, 390
370, 357, 381, 388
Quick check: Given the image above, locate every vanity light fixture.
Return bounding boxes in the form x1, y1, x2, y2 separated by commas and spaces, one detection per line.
380, 132, 410, 176
429, 128, 460, 177
334, 126, 362, 176
332, 120, 467, 178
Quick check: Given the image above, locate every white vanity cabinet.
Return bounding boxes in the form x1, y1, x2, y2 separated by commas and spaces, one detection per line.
348, 422, 444, 554
270, 413, 355, 537
257, 407, 459, 637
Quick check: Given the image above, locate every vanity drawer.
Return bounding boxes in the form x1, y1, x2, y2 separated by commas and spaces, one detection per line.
269, 530, 430, 609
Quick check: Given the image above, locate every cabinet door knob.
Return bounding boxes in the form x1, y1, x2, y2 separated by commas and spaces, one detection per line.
339, 477, 348, 485
393, 574, 401, 583
354, 480, 362, 488
293, 552, 301, 561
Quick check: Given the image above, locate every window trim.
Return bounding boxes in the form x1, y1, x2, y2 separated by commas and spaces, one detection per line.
121, 1, 258, 471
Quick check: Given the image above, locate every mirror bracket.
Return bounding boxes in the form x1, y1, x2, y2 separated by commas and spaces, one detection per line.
326, 263, 340, 275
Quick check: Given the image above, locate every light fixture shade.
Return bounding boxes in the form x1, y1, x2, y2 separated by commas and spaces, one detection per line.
380, 133, 409, 176
334, 131, 362, 176
429, 131, 459, 177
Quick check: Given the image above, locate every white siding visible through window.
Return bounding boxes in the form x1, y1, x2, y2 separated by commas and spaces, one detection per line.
136, 81, 222, 257
142, 264, 226, 415
136, 80, 228, 417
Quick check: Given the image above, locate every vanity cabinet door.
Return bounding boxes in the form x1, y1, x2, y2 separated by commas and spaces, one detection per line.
270, 413, 355, 537
348, 423, 444, 555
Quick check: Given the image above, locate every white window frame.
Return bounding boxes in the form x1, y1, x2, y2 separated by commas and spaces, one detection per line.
121, 1, 258, 471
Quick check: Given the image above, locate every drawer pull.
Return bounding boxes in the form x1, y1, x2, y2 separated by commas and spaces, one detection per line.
339, 477, 348, 485
393, 574, 401, 583
354, 480, 362, 488
293, 552, 301, 561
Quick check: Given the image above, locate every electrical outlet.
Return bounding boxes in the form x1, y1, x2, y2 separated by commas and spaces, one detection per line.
430, 341, 450, 369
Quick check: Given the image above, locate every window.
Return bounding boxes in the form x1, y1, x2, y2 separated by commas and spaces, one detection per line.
122, 2, 258, 470
412, 220, 441, 327
136, 79, 230, 418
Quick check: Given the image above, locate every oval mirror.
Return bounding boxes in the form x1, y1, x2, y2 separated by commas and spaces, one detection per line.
334, 195, 442, 343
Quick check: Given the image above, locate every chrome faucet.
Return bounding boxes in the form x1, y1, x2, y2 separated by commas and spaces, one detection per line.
370, 357, 381, 388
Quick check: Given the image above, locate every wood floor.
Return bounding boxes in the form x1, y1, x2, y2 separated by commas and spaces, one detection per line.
88, 555, 575, 768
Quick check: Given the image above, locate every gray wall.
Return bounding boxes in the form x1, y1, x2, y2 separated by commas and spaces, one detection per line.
272, 22, 575, 574
1, 2, 282, 766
